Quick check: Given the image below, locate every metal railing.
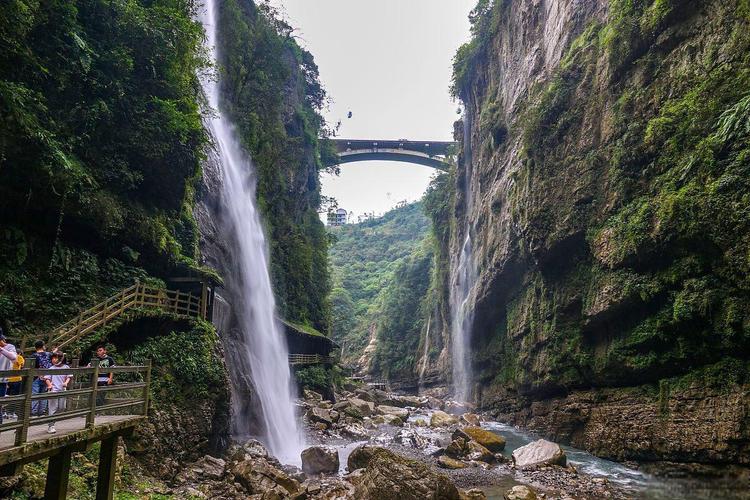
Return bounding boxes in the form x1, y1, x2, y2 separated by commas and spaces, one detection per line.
0, 363, 151, 448
288, 354, 335, 365
44, 283, 204, 351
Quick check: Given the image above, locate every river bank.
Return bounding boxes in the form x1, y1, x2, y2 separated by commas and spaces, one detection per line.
156, 381, 749, 499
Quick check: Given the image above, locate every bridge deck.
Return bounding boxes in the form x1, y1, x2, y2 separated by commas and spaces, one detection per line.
0, 415, 142, 467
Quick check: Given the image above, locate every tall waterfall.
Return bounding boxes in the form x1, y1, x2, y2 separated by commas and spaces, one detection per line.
450, 114, 476, 403
197, 1, 304, 462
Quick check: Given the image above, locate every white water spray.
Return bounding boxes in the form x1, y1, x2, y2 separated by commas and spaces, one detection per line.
197, 1, 303, 462
450, 114, 476, 403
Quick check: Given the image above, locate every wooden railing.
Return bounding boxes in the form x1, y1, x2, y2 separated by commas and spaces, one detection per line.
0, 363, 151, 448
45, 283, 204, 351
288, 354, 335, 365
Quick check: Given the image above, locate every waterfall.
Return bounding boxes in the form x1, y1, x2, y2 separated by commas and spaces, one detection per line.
419, 316, 432, 382
450, 113, 476, 403
197, 1, 304, 463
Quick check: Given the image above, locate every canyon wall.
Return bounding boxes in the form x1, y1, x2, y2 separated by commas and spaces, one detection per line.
429, 0, 750, 466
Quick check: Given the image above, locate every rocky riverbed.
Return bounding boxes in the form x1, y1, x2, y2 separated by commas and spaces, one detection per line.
161, 383, 641, 499
133, 382, 750, 499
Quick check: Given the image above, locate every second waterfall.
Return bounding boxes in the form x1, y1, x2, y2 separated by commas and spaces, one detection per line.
197, 0, 304, 462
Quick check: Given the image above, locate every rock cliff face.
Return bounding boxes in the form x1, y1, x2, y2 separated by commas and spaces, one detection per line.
431, 0, 750, 466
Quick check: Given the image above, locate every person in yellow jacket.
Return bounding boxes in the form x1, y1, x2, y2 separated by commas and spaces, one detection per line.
8, 352, 24, 396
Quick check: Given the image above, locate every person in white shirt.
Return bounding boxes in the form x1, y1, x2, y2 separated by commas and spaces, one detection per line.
44, 352, 71, 434
0, 331, 18, 425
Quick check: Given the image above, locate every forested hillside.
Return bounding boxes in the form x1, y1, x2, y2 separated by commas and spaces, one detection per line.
328, 203, 431, 376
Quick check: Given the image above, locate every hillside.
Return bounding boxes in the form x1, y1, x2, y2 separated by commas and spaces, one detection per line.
328, 202, 431, 374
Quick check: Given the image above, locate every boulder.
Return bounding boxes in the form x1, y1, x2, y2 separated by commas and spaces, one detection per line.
340, 424, 370, 441
504, 485, 537, 500
241, 439, 270, 459
437, 455, 467, 469
465, 440, 494, 463
308, 407, 333, 428
460, 413, 481, 426
370, 415, 386, 426
349, 398, 375, 416
394, 429, 426, 449
301, 446, 340, 475
377, 405, 410, 419
445, 401, 474, 415
385, 395, 428, 408
456, 427, 506, 452
347, 444, 379, 471
233, 457, 301, 497
446, 438, 468, 458
354, 388, 374, 402
512, 439, 566, 468
382, 414, 404, 426
430, 410, 459, 428
303, 389, 323, 403
463, 488, 487, 500
426, 396, 444, 410
343, 405, 365, 420
352, 447, 460, 500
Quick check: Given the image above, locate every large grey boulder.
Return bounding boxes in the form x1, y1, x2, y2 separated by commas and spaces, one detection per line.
301, 446, 340, 475
347, 444, 380, 471
308, 407, 333, 428
504, 485, 537, 500
454, 427, 506, 452
352, 447, 459, 499
430, 410, 459, 427
233, 456, 301, 497
349, 397, 375, 416
511, 439, 566, 468
377, 405, 410, 419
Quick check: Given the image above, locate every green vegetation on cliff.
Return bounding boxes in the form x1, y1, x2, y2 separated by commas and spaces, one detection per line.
453, 0, 750, 397
0, 0, 332, 339
0, 0, 208, 339
217, 1, 332, 332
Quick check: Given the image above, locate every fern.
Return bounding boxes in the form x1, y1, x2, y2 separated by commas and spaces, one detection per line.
716, 94, 750, 144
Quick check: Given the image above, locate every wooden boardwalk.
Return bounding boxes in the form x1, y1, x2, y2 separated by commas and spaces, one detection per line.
0, 364, 150, 499
0, 415, 139, 457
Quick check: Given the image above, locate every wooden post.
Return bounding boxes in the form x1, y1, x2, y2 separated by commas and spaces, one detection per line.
16, 369, 35, 446
87, 363, 100, 428
143, 359, 152, 416
200, 282, 208, 320
45, 447, 73, 500
95, 435, 118, 500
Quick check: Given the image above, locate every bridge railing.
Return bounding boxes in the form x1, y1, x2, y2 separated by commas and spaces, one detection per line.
0, 362, 151, 448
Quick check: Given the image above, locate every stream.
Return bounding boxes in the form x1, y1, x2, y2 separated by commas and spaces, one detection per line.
315, 407, 749, 499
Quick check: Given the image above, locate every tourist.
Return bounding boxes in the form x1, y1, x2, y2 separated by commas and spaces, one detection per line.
30, 340, 52, 416
89, 345, 115, 406
44, 352, 71, 434
0, 329, 18, 424
7, 349, 24, 419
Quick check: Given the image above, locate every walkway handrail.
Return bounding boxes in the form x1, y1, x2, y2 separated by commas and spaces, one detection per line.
288, 353, 335, 365
44, 282, 204, 351
0, 363, 151, 448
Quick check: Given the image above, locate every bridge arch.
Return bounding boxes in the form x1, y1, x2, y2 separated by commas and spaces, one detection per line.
330, 139, 455, 172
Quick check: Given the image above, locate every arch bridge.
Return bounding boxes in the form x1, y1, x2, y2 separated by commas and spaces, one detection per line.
330, 139, 456, 171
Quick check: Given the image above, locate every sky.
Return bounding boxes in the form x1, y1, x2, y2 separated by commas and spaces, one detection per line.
267, 0, 476, 222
